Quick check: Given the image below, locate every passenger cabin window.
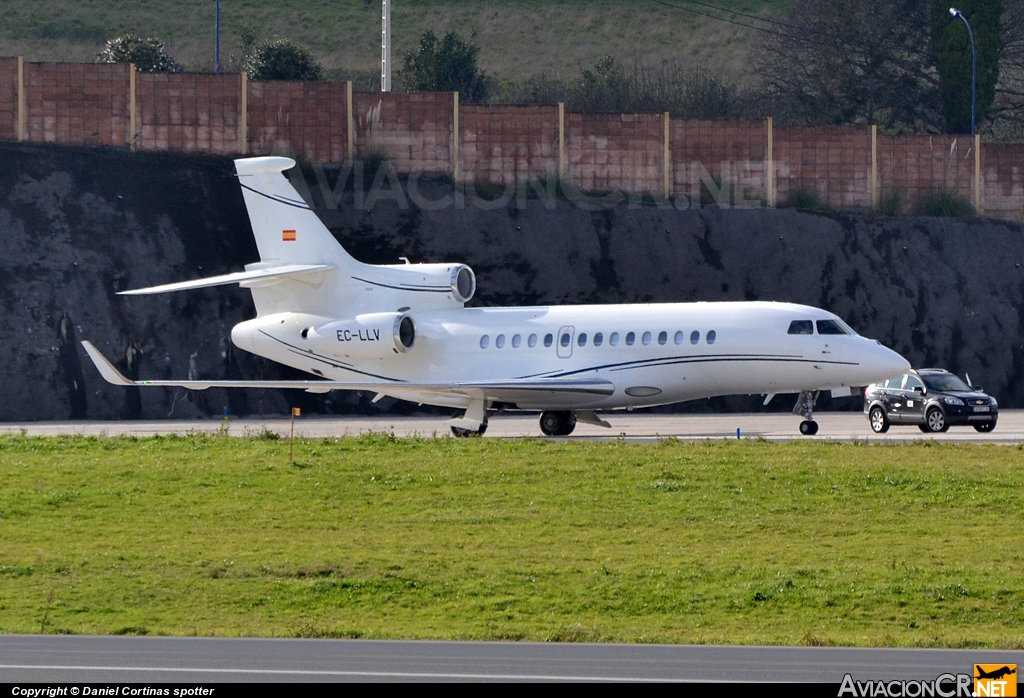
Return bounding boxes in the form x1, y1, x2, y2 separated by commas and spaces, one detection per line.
658, 331, 668, 345
560, 332, 571, 348
816, 319, 849, 335
544, 333, 553, 348
512, 334, 521, 348
690, 330, 700, 345
528, 334, 538, 348
707, 330, 716, 344
642, 331, 652, 346
626, 332, 636, 346
496, 334, 506, 348
578, 333, 588, 347
480, 335, 489, 349
609, 332, 620, 346
674, 331, 684, 345
788, 320, 814, 335
593, 332, 603, 347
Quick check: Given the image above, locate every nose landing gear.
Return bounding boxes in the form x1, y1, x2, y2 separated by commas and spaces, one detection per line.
794, 391, 819, 436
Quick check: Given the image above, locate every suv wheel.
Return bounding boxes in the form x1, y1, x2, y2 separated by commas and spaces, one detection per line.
869, 406, 889, 433
924, 406, 948, 433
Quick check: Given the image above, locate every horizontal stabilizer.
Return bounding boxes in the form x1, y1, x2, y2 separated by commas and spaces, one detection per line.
81, 341, 615, 399
118, 264, 334, 296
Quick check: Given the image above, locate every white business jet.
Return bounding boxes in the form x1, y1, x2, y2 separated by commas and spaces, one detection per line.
82, 156, 909, 436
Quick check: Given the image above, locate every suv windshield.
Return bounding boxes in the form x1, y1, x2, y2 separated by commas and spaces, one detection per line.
922, 374, 972, 392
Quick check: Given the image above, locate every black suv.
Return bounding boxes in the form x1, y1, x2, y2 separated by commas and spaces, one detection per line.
864, 369, 998, 433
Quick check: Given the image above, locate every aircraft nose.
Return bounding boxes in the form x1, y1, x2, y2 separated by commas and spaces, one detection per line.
869, 340, 910, 381
844, 338, 909, 385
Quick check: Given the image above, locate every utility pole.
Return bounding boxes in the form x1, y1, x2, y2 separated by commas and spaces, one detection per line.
381, 0, 391, 92
215, 0, 221, 74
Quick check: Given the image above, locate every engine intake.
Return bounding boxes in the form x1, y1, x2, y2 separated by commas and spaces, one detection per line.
306, 312, 417, 360
451, 265, 476, 303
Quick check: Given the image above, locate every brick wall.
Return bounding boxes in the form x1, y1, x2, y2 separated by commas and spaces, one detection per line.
878, 135, 974, 213
248, 80, 349, 163
352, 91, 453, 174
982, 143, 1024, 219
24, 62, 130, 147
0, 58, 17, 141
775, 126, 871, 210
459, 104, 558, 188
136, 73, 241, 154
4, 59, 1024, 217
672, 119, 767, 205
567, 112, 663, 196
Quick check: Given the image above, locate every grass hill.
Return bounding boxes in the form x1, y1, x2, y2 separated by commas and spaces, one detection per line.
0, 0, 785, 86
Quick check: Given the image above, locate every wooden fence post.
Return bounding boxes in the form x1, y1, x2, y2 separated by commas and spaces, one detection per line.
558, 102, 566, 181
129, 63, 136, 151
16, 56, 24, 142
346, 81, 354, 165
974, 134, 982, 214
663, 112, 671, 200
239, 71, 248, 155
452, 91, 460, 181
766, 116, 774, 207
871, 125, 878, 208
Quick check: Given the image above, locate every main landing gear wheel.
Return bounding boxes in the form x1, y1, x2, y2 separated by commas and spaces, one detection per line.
539, 410, 577, 436
924, 406, 949, 433
974, 420, 997, 433
451, 420, 488, 438
869, 406, 890, 433
799, 420, 819, 436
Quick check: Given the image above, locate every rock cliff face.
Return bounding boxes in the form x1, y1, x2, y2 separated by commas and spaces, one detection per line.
2, 141, 1023, 421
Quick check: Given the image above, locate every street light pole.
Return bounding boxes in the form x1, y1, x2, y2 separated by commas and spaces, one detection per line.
215, 0, 221, 74
949, 7, 976, 135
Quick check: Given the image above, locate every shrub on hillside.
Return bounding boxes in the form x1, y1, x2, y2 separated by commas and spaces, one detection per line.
245, 39, 324, 81
497, 57, 751, 118
916, 188, 977, 218
97, 35, 179, 73
786, 187, 826, 212
401, 31, 490, 103
875, 190, 903, 217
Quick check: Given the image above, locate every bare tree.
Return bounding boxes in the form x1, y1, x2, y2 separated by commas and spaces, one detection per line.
757, 0, 940, 131
990, 0, 1024, 136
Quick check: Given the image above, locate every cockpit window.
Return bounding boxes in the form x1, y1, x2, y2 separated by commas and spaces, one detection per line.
816, 319, 850, 335
788, 320, 813, 335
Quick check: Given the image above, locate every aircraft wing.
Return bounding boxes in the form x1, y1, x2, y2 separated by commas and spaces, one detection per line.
117, 264, 335, 296
81, 341, 615, 398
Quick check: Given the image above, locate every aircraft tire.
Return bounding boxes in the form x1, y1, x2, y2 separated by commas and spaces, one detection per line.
451, 420, 488, 438
798, 419, 818, 436
974, 419, 996, 433
540, 410, 576, 436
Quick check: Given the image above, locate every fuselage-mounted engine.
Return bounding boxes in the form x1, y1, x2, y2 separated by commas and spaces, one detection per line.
305, 312, 417, 360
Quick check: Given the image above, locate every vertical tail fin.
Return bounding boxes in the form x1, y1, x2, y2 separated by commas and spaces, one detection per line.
235, 157, 356, 269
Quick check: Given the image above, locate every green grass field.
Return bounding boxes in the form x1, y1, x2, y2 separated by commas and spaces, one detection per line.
0, 0, 786, 83
1, 433, 1021, 646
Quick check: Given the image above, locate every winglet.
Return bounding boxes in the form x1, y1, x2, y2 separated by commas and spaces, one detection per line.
80, 341, 134, 386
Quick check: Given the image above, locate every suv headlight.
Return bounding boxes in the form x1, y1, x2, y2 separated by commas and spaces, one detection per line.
942, 396, 964, 405
991, 398, 998, 409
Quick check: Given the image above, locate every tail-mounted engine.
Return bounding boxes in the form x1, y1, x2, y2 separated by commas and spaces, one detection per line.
365, 263, 476, 306
306, 312, 417, 360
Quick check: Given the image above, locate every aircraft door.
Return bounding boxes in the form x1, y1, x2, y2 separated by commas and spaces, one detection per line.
556, 326, 575, 358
